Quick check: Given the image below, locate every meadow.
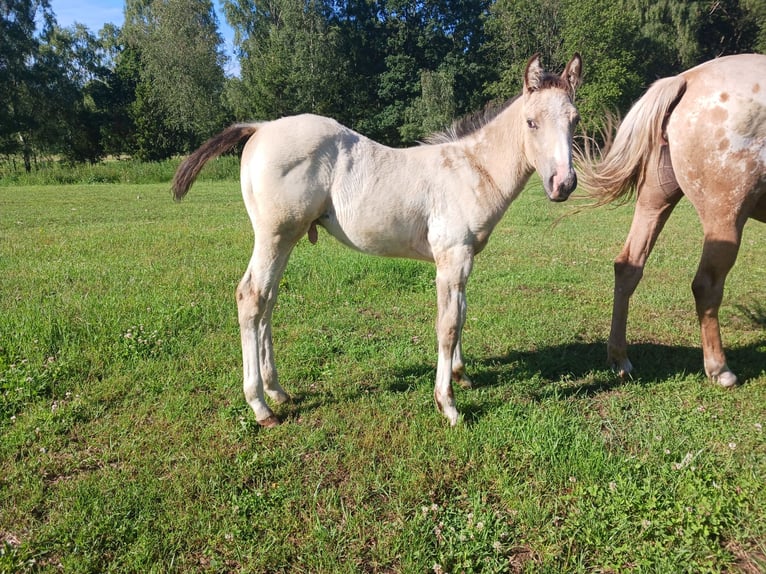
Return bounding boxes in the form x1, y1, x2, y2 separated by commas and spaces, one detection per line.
1, 169, 764, 573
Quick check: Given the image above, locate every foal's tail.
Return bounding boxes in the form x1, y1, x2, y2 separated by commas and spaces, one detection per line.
576, 75, 687, 206
172, 123, 259, 201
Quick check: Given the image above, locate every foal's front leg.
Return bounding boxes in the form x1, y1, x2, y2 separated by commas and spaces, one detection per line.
434, 247, 474, 425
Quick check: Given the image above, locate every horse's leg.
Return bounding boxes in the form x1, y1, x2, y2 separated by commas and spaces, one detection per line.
237, 234, 296, 427
608, 156, 683, 376
258, 315, 290, 405
434, 246, 474, 425
691, 225, 743, 387
451, 337, 472, 389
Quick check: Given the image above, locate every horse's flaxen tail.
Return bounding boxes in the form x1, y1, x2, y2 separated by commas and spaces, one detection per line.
576, 75, 687, 206
172, 123, 259, 201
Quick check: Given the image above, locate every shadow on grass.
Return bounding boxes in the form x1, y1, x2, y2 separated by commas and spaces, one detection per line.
384, 338, 766, 420
270, 337, 764, 427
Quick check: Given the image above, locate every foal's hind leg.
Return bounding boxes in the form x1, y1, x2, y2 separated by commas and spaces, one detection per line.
691, 226, 743, 388
451, 337, 473, 389
237, 235, 295, 426
608, 161, 682, 376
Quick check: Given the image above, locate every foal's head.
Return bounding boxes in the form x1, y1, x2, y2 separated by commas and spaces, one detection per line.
521, 53, 582, 202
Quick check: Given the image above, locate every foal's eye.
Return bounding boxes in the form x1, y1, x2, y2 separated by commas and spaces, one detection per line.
526, 119, 538, 130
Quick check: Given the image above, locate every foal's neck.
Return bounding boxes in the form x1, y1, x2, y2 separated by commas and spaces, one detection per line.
469, 98, 534, 208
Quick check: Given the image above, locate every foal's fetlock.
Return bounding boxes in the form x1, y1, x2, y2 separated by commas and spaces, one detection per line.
434, 388, 459, 426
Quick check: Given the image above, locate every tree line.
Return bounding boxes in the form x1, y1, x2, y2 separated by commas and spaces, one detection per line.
2, 0, 764, 169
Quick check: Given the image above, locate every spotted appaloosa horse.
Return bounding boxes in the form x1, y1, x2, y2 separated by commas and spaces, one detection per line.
172, 54, 582, 427
578, 54, 766, 387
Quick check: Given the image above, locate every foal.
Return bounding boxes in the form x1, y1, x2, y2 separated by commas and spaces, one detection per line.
173, 54, 583, 426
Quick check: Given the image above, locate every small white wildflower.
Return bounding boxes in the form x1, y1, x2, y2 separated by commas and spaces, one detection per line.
421, 506, 430, 516
609, 481, 617, 492
433, 563, 444, 574
39, 447, 46, 453
641, 519, 651, 529
431, 503, 438, 512
475, 521, 484, 532
224, 533, 233, 541
493, 540, 503, 552
728, 442, 737, 450
697, 405, 706, 413
755, 423, 762, 432
664, 449, 671, 455
675, 451, 694, 470
654, 435, 662, 441
569, 476, 577, 483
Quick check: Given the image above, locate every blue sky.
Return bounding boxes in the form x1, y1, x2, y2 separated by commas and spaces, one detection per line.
48, 0, 240, 75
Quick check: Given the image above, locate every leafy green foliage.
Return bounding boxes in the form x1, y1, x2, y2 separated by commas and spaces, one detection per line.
2, 0, 765, 159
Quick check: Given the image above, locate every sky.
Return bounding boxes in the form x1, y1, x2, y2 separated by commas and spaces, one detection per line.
48, 0, 240, 76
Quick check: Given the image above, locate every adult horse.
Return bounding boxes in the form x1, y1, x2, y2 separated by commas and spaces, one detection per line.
173, 53, 583, 427
577, 54, 766, 387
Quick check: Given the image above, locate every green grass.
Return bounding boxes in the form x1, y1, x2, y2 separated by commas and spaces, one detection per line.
1, 180, 764, 573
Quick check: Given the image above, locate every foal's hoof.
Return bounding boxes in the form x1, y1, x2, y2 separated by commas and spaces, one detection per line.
269, 390, 291, 405
455, 375, 473, 390
257, 415, 281, 428
714, 370, 738, 388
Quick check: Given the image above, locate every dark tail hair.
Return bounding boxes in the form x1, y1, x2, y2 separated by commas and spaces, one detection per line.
172, 123, 259, 201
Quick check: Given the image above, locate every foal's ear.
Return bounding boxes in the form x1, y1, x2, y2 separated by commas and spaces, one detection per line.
524, 53, 544, 94
563, 53, 583, 97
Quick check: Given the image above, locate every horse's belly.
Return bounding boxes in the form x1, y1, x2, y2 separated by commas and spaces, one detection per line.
319, 213, 433, 261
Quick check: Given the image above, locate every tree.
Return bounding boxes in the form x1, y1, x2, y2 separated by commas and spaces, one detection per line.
483, 0, 565, 100
224, 0, 347, 121
559, 0, 644, 129
0, 0, 54, 169
123, 0, 228, 160
37, 24, 113, 164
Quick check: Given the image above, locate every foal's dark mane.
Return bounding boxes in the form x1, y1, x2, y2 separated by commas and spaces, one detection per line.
425, 72, 569, 144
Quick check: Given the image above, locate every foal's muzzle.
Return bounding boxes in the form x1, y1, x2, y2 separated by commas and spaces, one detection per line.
546, 169, 577, 202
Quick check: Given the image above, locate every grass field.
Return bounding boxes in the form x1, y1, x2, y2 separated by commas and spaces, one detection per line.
1, 178, 764, 573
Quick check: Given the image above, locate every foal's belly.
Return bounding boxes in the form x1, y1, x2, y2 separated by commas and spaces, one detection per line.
318, 209, 434, 262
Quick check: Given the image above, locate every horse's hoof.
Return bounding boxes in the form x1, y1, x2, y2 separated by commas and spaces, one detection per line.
269, 390, 291, 405
609, 358, 633, 378
715, 370, 738, 388
456, 375, 473, 390
257, 415, 281, 428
